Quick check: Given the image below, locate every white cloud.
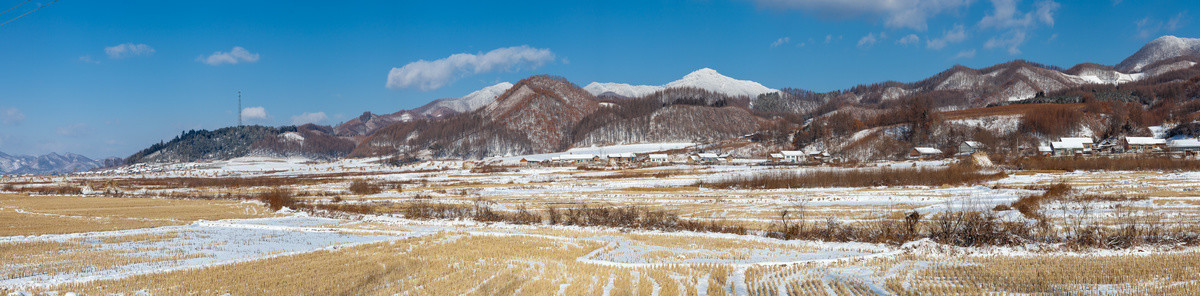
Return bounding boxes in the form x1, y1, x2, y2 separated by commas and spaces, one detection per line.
977, 0, 1058, 55
927, 24, 967, 49
750, 0, 973, 31
1, 107, 24, 125
199, 46, 260, 66
984, 30, 1027, 54
896, 34, 920, 46
953, 49, 977, 59
105, 43, 155, 59
290, 112, 328, 125
771, 37, 791, 48
56, 123, 89, 138
386, 45, 555, 91
241, 107, 268, 120
857, 32, 879, 48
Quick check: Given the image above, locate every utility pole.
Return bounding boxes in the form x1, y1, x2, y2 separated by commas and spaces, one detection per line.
237, 91, 242, 127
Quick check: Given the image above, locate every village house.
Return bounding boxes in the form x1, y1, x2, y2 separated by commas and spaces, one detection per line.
909, 147, 943, 159
1124, 136, 1167, 153
553, 154, 599, 164
645, 154, 671, 164
958, 141, 984, 155
778, 150, 806, 163
606, 153, 637, 165
1168, 138, 1200, 154
1050, 141, 1086, 156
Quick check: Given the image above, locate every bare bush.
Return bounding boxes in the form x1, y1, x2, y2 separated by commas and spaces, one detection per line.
348, 180, 382, 195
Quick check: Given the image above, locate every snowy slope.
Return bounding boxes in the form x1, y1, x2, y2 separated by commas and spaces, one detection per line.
584, 68, 779, 99
1117, 35, 1200, 72
583, 82, 664, 98
419, 82, 513, 115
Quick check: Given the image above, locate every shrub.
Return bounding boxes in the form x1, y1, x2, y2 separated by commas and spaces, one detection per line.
348, 180, 382, 195
258, 188, 297, 211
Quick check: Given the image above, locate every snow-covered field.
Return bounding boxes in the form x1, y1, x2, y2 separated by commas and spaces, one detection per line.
5, 156, 1200, 294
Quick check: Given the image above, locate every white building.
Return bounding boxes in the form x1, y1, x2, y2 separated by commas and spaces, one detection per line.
909, 147, 943, 159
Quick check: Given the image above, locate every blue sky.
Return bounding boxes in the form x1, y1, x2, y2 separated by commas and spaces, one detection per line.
0, 0, 1196, 159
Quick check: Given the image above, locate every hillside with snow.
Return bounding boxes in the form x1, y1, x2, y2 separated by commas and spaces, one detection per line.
1117, 35, 1200, 72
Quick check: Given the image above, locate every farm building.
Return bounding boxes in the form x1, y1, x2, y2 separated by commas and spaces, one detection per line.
645, 154, 671, 163
1124, 137, 1166, 152
1168, 138, 1200, 153
1051, 141, 1086, 156
553, 154, 599, 164
778, 150, 806, 163
958, 141, 984, 154
909, 147, 943, 159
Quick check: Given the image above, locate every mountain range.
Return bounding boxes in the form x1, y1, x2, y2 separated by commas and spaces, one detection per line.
0, 152, 105, 175
103, 35, 1200, 164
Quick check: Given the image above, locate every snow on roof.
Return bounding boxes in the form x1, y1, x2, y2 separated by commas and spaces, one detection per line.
697, 153, 720, 158
1168, 138, 1200, 148
1051, 141, 1085, 149
1038, 146, 1053, 152
606, 153, 636, 158
1059, 137, 1093, 144
1125, 137, 1166, 145
648, 154, 669, 159
555, 154, 597, 160
769, 153, 784, 158
913, 147, 943, 154
962, 141, 984, 148
780, 150, 805, 156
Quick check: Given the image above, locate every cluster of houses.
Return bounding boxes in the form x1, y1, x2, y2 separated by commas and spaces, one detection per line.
539, 152, 734, 166
1039, 136, 1200, 156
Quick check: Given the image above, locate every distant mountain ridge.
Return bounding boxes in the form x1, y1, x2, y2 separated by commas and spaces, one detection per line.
584, 68, 780, 99
0, 152, 101, 175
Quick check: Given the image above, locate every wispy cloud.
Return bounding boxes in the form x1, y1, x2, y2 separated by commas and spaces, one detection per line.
749, 0, 972, 31
927, 24, 967, 49
1, 107, 24, 125
771, 37, 791, 48
953, 49, 977, 59
386, 45, 555, 91
1137, 11, 1189, 39
857, 32, 879, 49
78, 55, 101, 64
56, 123, 89, 138
105, 43, 155, 59
199, 46, 260, 66
290, 112, 328, 125
978, 0, 1059, 55
896, 34, 920, 46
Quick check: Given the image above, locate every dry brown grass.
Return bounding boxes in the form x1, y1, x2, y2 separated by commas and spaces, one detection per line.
704, 165, 1006, 189
0, 194, 269, 236
1015, 156, 1200, 171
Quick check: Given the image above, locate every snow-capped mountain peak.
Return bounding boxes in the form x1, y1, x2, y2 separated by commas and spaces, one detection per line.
418, 82, 513, 116
664, 68, 779, 98
583, 68, 779, 99
1117, 35, 1200, 72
